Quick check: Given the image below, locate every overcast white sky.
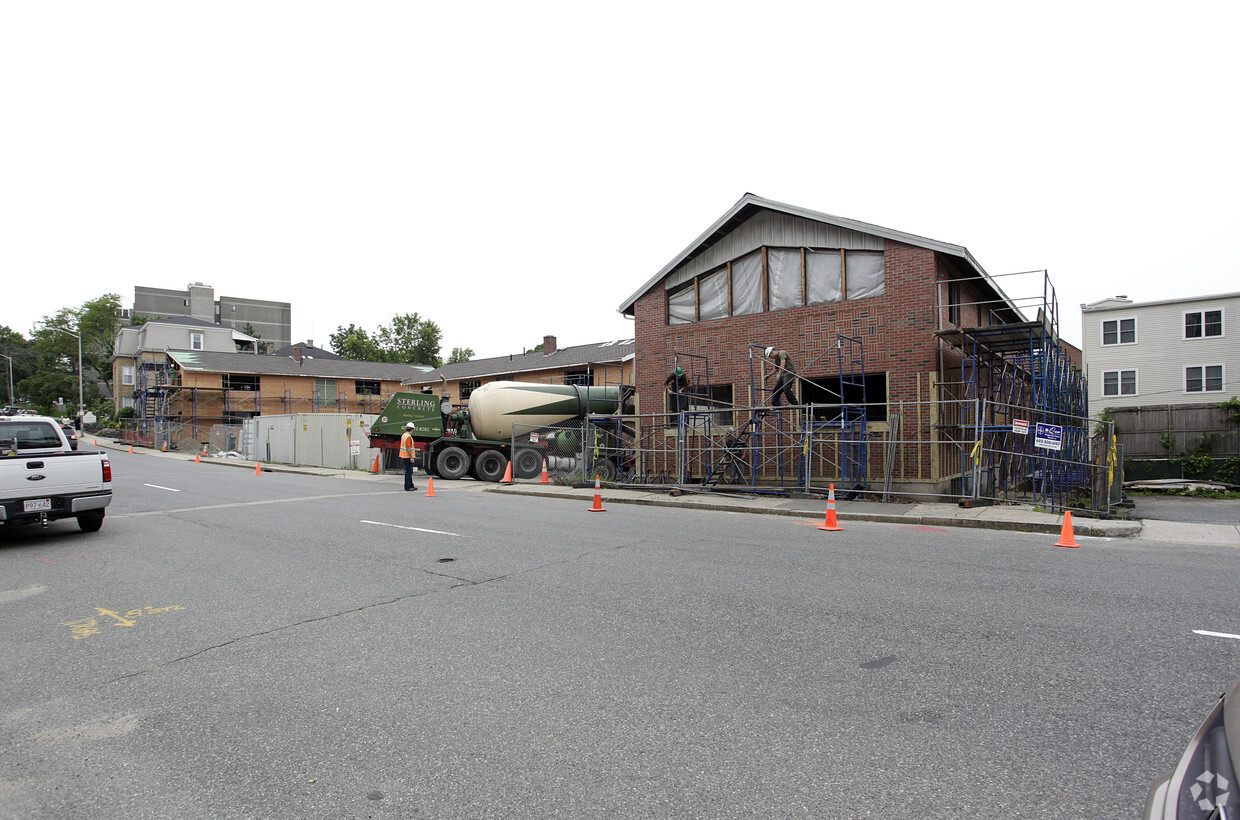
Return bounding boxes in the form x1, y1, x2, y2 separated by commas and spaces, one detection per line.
3, 2, 1237, 357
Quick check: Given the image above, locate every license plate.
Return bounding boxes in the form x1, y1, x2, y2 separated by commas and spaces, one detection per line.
23, 498, 51, 512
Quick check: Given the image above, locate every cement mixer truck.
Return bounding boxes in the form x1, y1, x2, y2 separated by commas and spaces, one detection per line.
367, 381, 632, 482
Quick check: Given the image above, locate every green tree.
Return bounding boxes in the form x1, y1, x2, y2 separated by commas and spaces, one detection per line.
0, 325, 35, 407
19, 294, 123, 415
240, 322, 272, 354
446, 347, 474, 364
329, 324, 384, 361
331, 314, 446, 366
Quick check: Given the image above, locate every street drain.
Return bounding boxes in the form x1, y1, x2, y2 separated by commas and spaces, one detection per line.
438, 558, 456, 563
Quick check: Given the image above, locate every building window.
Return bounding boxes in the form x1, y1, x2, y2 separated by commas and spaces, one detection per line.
121, 365, 135, 386
666, 245, 882, 326
355, 380, 381, 395
190, 332, 204, 350
1102, 370, 1137, 397
222, 374, 259, 392
1185, 309, 1223, 339
122, 397, 134, 409
460, 380, 481, 400
1186, 365, 1224, 393
314, 378, 337, 406
1101, 318, 1136, 346
564, 369, 593, 386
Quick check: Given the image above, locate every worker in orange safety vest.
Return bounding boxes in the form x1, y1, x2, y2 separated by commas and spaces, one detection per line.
399, 422, 418, 492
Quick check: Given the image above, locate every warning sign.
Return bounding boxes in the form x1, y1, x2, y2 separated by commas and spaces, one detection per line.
1012, 419, 1029, 436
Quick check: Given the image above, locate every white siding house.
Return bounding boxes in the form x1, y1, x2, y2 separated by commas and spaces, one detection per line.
1081, 292, 1240, 417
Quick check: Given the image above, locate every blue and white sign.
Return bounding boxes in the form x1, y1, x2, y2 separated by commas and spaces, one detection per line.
1034, 423, 1063, 452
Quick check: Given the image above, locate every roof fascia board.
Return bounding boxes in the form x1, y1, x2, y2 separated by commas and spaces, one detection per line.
1081, 290, 1240, 312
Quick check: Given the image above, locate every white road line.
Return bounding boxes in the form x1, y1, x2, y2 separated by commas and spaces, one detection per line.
361, 520, 465, 537
112, 491, 399, 518
1194, 629, 1240, 640
143, 484, 181, 492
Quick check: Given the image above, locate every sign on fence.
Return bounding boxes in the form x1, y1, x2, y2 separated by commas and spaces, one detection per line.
1012, 419, 1029, 436
1035, 423, 1063, 452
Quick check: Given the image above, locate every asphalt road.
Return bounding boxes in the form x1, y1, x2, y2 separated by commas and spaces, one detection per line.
3, 450, 1240, 818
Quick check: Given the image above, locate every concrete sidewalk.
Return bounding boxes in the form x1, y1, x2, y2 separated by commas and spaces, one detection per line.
93, 437, 1240, 546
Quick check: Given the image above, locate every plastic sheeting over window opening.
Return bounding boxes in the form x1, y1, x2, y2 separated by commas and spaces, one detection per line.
668, 285, 695, 324
806, 250, 843, 305
768, 248, 803, 310
846, 251, 885, 299
698, 269, 729, 321
732, 251, 762, 316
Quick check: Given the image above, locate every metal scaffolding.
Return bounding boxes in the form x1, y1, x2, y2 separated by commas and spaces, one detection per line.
936, 270, 1090, 511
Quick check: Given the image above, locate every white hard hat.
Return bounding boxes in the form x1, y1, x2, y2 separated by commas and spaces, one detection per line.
764, 346, 773, 357
405, 422, 415, 429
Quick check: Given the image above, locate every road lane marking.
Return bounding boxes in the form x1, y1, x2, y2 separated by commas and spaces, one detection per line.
361, 520, 465, 537
1194, 630, 1240, 640
110, 491, 399, 518
143, 483, 181, 492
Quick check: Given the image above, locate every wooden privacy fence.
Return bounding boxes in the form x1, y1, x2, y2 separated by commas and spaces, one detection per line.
1108, 402, 1240, 458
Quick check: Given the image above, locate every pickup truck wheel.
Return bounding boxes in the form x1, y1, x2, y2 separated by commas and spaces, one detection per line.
435, 446, 470, 480
77, 510, 105, 533
513, 448, 542, 479
474, 450, 508, 482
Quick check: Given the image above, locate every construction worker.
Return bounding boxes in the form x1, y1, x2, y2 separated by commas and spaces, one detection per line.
765, 346, 798, 406
399, 421, 418, 492
664, 365, 691, 414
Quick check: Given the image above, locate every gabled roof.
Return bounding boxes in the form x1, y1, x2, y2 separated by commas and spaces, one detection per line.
618, 192, 1006, 316
166, 350, 424, 381
403, 339, 635, 385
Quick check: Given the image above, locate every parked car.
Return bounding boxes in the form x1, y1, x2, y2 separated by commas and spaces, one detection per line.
60, 425, 79, 450
1144, 679, 1240, 818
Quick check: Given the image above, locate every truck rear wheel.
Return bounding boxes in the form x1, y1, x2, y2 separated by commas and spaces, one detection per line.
513, 448, 542, 479
435, 446, 470, 480
591, 459, 617, 482
474, 450, 508, 482
77, 510, 105, 533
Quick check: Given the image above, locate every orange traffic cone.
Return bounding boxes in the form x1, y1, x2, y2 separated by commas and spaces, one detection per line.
587, 475, 606, 512
254, 462, 263, 476
194, 452, 200, 463
128, 445, 134, 454
93, 438, 98, 446
500, 460, 514, 485
1055, 511, 1079, 548
161, 441, 168, 451
371, 453, 382, 474
818, 484, 844, 531
539, 458, 550, 484
426, 477, 437, 498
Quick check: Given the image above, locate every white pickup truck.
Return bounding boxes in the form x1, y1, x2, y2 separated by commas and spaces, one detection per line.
0, 414, 113, 532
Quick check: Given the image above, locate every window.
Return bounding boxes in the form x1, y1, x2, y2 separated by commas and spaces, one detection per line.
190, 332, 204, 350
354, 380, 381, 395
1186, 365, 1224, 393
222, 373, 259, 391
121, 365, 135, 386
665, 245, 881, 325
314, 378, 337, 406
564, 369, 593, 386
1102, 370, 1137, 397
460, 380, 481, 400
1185, 309, 1223, 339
122, 397, 134, 409
1101, 318, 1136, 346
801, 372, 889, 423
